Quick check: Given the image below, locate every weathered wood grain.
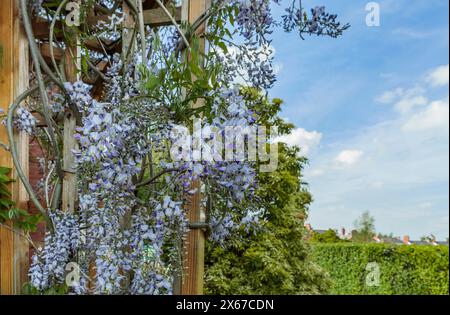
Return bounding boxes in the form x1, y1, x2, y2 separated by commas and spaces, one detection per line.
0, 0, 30, 295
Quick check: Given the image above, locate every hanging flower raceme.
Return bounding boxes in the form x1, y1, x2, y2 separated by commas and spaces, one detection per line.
236, 0, 275, 43
29, 210, 81, 291
64, 81, 93, 113
14, 106, 36, 135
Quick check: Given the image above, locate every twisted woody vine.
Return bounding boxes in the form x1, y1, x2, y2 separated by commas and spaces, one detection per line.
0, 0, 348, 294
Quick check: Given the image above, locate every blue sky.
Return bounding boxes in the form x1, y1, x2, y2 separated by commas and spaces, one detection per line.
269, 0, 449, 239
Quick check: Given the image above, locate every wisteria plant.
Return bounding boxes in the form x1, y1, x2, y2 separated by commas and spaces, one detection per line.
2, 0, 348, 294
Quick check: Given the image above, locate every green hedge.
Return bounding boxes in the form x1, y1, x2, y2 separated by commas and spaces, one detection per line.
311, 243, 449, 295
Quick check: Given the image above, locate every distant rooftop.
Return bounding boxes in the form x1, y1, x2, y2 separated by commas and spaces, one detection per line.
305, 223, 449, 246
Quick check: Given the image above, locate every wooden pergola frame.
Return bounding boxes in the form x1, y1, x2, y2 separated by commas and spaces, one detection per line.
0, 0, 210, 295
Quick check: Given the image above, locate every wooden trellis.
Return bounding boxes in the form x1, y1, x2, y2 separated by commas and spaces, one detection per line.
0, 0, 209, 295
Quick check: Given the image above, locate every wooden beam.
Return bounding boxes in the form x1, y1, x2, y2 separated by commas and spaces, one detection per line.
40, 0, 170, 11
40, 43, 64, 63
32, 18, 63, 39
180, 0, 210, 296
82, 60, 109, 85
143, 0, 172, 10
143, 7, 181, 27
87, 7, 181, 28
40, 43, 114, 66
33, 19, 120, 55
83, 38, 121, 54
0, 0, 30, 295
40, 43, 108, 86
33, 6, 181, 43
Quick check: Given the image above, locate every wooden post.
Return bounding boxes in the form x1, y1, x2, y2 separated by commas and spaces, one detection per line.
122, 1, 136, 61
61, 45, 79, 213
180, 0, 210, 296
0, 0, 30, 294
62, 1, 81, 213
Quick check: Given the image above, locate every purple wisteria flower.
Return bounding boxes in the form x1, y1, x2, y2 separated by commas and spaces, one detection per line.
14, 106, 36, 134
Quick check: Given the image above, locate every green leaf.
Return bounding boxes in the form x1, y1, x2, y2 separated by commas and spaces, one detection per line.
0, 199, 14, 208
0, 167, 11, 175
145, 74, 160, 91
8, 208, 15, 219
217, 41, 228, 53
0, 174, 13, 183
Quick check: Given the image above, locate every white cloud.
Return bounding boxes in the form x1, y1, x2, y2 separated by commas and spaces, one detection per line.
403, 98, 449, 131
308, 168, 325, 177
418, 202, 433, 209
426, 64, 449, 87
377, 66, 449, 132
392, 28, 437, 39
394, 95, 428, 114
273, 62, 284, 75
274, 128, 322, 155
334, 150, 364, 166
377, 87, 405, 104
371, 181, 384, 189
377, 86, 428, 114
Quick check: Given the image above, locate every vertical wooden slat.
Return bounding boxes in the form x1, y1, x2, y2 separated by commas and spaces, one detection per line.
181, 0, 210, 296
62, 1, 81, 213
172, 1, 190, 295
0, 0, 14, 168
122, 1, 136, 61
62, 109, 77, 212
0, 0, 15, 295
0, 0, 29, 294
12, 0, 30, 294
